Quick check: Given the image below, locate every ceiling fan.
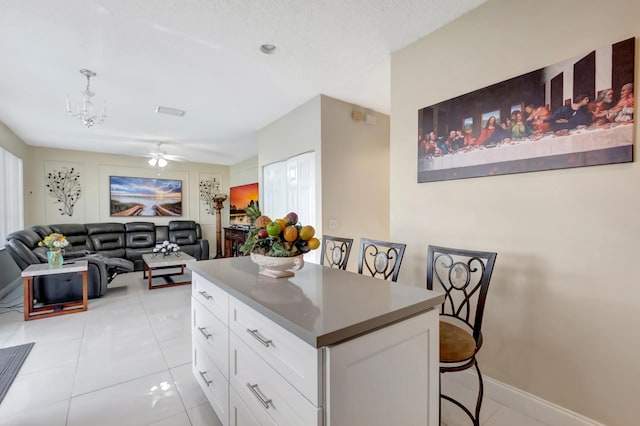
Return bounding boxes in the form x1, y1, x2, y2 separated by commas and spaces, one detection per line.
146, 142, 185, 167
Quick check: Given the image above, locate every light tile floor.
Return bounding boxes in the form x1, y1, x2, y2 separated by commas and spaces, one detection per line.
0, 271, 550, 425
0, 272, 221, 426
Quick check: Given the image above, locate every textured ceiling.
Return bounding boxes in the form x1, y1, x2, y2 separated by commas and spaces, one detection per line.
0, 0, 486, 165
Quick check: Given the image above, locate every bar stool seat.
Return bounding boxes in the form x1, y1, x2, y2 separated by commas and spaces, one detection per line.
440, 321, 476, 363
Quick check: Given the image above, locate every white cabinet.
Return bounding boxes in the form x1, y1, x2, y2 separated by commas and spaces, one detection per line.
192, 342, 229, 425
191, 269, 440, 425
229, 296, 321, 404
325, 312, 439, 425
230, 386, 267, 426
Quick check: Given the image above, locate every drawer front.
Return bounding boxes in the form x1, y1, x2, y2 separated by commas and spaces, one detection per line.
192, 272, 228, 324
230, 333, 321, 426
230, 386, 270, 426
192, 298, 229, 378
229, 296, 320, 405
192, 343, 229, 426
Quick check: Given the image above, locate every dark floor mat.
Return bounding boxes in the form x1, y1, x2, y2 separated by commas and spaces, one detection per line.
0, 342, 34, 404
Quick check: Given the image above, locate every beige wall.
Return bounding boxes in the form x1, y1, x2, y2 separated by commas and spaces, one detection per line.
259, 95, 390, 270
230, 156, 258, 187
24, 147, 229, 258
0, 121, 28, 159
258, 95, 323, 234
391, 0, 639, 424
321, 95, 390, 271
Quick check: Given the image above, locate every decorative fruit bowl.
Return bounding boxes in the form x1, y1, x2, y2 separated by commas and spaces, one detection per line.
240, 210, 320, 278
250, 253, 304, 278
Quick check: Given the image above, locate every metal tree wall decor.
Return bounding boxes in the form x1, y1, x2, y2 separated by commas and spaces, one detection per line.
199, 176, 222, 215
46, 167, 81, 216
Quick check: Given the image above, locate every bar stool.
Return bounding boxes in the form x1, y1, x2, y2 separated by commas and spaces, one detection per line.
357, 238, 406, 282
426, 245, 497, 426
320, 235, 353, 270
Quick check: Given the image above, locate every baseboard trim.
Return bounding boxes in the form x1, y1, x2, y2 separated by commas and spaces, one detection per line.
444, 370, 606, 426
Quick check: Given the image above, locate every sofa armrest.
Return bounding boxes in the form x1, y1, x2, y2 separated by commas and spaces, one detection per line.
64, 249, 93, 259
198, 239, 209, 260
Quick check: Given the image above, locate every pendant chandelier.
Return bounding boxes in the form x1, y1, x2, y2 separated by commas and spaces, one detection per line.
66, 69, 107, 128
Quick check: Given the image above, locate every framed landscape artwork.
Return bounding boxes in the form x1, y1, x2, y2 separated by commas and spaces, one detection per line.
229, 182, 258, 225
110, 176, 182, 216
418, 37, 635, 183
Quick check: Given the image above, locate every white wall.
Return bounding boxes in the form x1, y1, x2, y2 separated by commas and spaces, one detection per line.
390, 1, 640, 425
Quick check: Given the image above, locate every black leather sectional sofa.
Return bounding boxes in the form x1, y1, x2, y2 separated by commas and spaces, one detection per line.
5, 220, 209, 303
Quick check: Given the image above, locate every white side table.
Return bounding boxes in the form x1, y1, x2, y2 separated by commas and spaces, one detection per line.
21, 260, 88, 321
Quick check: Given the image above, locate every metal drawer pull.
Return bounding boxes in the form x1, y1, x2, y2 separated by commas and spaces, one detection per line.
246, 329, 272, 347
246, 383, 272, 409
198, 326, 212, 339
199, 370, 213, 387
198, 290, 213, 300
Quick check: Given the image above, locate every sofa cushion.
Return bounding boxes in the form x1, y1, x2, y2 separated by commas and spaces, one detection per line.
125, 222, 156, 248
7, 229, 41, 249
86, 223, 126, 257
49, 223, 92, 251
5, 230, 42, 269
168, 220, 197, 245
124, 222, 156, 233
28, 225, 53, 239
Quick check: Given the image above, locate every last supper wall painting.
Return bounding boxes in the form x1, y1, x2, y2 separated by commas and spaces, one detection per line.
417, 37, 634, 183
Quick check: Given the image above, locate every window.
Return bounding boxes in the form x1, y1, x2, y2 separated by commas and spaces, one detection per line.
263, 151, 316, 233
0, 147, 23, 247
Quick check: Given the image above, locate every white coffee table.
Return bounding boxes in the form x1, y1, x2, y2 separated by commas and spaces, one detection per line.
21, 260, 88, 321
142, 252, 195, 290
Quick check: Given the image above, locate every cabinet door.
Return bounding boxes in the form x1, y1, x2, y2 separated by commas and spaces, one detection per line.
326, 309, 439, 426
229, 295, 320, 405
192, 298, 229, 378
192, 343, 229, 426
230, 333, 321, 426
230, 386, 266, 426
192, 272, 229, 324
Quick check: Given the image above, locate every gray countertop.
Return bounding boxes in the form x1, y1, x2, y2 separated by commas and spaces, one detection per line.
189, 257, 444, 348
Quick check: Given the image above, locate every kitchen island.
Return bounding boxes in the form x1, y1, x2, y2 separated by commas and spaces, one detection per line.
189, 256, 444, 425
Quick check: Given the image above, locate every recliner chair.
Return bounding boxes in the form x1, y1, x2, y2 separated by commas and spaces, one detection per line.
5, 229, 109, 303
168, 220, 209, 260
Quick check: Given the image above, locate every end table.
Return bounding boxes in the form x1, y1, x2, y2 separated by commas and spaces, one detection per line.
21, 260, 88, 321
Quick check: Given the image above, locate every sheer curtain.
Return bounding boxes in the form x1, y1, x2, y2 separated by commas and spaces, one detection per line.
0, 147, 24, 248
263, 151, 316, 262
263, 151, 315, 227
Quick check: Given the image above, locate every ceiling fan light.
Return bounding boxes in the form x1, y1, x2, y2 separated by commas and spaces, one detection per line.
148, 158, 157, 166
158, 158, 168, 168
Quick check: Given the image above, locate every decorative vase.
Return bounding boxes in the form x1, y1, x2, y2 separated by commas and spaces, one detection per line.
47, 249, 63, 268
250, 253, 304, 278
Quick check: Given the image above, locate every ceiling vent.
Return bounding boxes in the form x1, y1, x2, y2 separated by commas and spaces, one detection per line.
155, 106, 186, 117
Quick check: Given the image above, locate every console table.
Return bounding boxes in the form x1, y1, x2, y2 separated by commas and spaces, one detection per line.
223, 227, 249, 257
21, 260, 88, 321
189, 257, 444, 425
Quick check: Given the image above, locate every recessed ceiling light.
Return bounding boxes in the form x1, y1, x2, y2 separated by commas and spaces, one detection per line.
155, 106, 186, 117
260, 44, 277, 55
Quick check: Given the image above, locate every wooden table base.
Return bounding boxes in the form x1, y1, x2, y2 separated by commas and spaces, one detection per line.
22, 269, 88, 321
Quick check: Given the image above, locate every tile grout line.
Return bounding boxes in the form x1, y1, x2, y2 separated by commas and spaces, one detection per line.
66, 308, 89, 426
140, 279, 194, 425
